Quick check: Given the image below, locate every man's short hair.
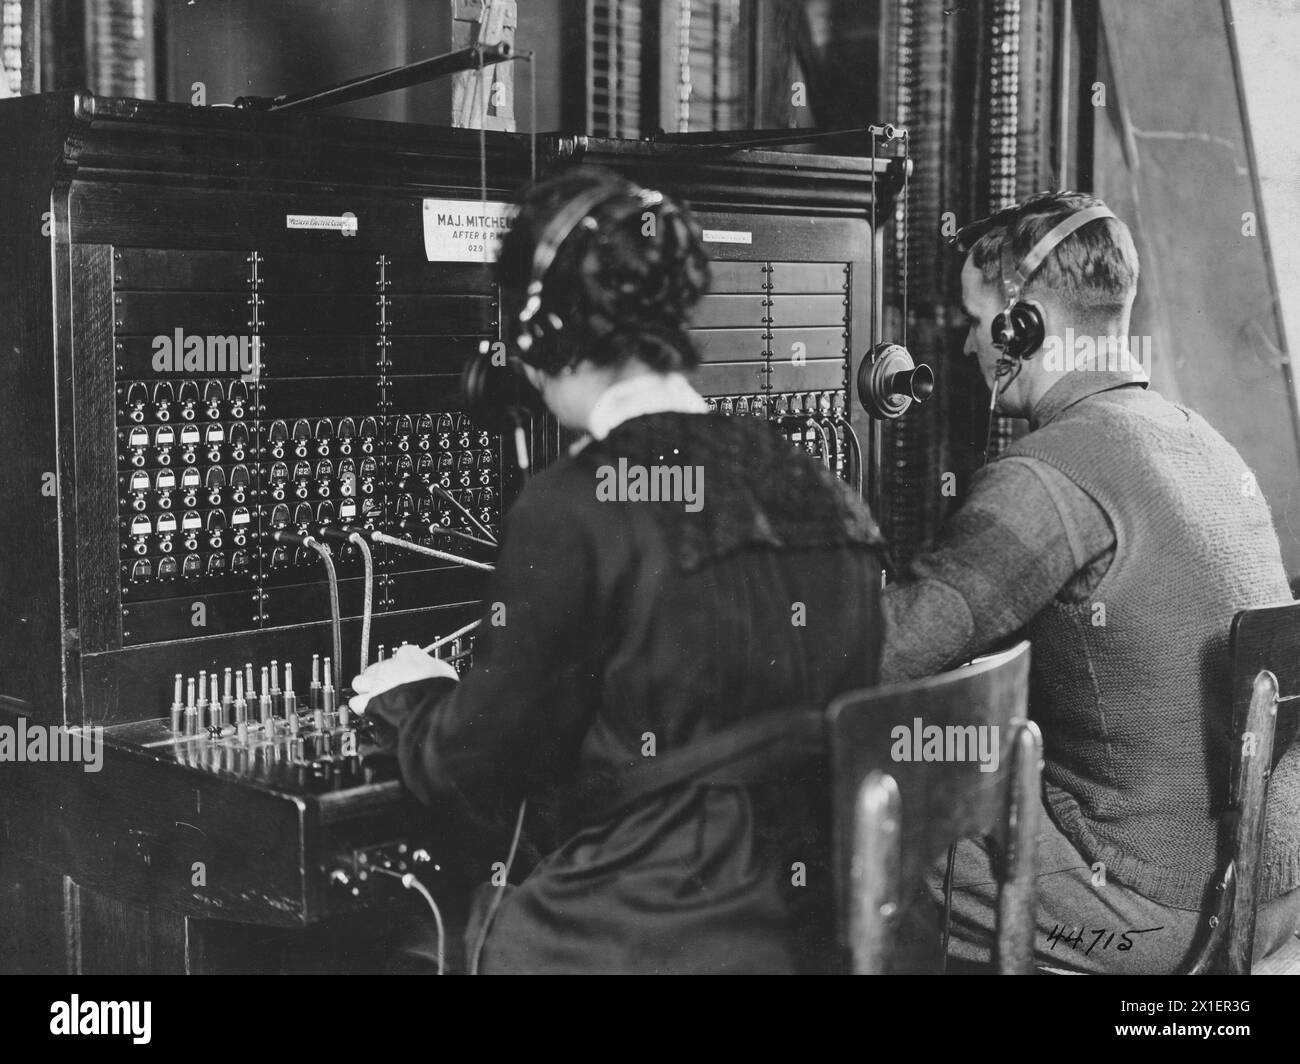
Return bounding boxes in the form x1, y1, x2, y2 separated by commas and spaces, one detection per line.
958, 191, 1139, 314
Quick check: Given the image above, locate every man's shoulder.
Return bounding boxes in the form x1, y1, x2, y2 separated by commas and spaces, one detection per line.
1011, 385, 1213, 455
966, 455, 1110, 555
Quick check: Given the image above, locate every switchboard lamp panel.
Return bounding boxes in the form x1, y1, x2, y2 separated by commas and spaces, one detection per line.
111, 250, 504, 646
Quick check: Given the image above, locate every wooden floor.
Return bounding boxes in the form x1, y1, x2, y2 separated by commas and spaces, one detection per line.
1254, 933, 1300, 975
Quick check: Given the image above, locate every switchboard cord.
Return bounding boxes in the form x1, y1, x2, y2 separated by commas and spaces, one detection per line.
348, 532, 374, 672
840, 415, 899, 580
371, 866, 446, 976
368, 530, 496, 573
469, 798, 528, 975
439, 526, 498, 550
302, 538, 343, 683
422, 618, 482, 655
819, 415, 841, 475
841, 418, 865, 499
429, 481, 498, 546
395, 475, 499, 547
808, 419, 832, 470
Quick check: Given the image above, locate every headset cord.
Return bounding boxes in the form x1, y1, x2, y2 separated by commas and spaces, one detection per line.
940, 843, 958, 974
469, 798, 528, 975
980, 358, 1020, 466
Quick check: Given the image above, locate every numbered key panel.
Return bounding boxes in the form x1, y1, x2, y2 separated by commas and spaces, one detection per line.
112, 248, 504, 645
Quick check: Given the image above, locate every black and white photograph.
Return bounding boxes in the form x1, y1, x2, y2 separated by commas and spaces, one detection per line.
0, 0, 1298, 1025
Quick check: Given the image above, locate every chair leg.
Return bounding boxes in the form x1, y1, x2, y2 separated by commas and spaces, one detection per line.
995, 720, 1043, 975
850, 770, 901, 974
1226, 669, 1279, 975
1186, 864, 1236, 975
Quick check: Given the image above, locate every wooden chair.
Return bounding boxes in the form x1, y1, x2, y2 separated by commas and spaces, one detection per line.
1184, 601, 1300, 974
828, 641, 1041, 974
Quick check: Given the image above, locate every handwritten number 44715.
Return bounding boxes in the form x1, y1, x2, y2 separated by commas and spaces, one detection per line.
1045, 925, 1164, 954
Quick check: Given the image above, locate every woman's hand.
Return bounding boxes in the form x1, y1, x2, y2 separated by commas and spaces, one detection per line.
349, 644, 459, 716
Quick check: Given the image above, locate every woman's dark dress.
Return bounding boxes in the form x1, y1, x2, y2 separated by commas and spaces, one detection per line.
367, 411, 883, 973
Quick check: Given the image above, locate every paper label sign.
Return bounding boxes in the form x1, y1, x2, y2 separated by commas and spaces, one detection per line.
286, 213, 358, 235
423, 198, 519, 262
702, 229, 753, 244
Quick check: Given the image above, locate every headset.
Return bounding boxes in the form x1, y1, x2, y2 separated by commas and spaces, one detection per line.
986, 201, 1118, 362
461, 173, 682, 466
511, 178, 676, 364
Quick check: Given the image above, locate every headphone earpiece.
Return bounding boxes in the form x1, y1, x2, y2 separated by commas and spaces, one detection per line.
992, 300, 1046, 361
461, 343, 545, 435
986, 201, 1118, 365
970, 197, 1121, 468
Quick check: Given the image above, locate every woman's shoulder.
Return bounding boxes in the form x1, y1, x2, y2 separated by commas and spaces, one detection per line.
505, 448, 627, 530
586, 412, 884, 570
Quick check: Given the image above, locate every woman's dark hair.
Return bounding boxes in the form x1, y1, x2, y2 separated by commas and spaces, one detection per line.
496, 165, 711, 375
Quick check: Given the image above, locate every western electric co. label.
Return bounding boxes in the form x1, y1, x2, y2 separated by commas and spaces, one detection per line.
285, 212, 358, 235
701, 228, 753, 244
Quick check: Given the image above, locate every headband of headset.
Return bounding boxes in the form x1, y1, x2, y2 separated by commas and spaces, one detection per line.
514, 179, 669, 357
998, 202, 1117, 305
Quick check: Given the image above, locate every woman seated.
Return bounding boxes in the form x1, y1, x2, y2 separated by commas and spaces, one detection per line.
350, 165, 884, 974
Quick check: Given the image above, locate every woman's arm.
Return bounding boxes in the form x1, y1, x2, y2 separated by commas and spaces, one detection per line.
358, 473, 605, 817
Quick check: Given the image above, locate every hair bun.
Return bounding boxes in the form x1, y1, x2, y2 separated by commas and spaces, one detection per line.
496, 165, 711, 374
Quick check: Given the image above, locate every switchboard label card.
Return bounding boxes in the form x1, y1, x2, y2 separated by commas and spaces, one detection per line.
702, 228, 753, 244
286, 213, 358, 235
423, 198, 519, 262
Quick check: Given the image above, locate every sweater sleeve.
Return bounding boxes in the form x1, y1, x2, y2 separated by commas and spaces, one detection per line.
364, 469, 601, 819
880, 456, 1114, 680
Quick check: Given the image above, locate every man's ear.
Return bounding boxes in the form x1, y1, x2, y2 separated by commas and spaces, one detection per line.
1024, 296, 1059, 333
1019, 297, 1049, 324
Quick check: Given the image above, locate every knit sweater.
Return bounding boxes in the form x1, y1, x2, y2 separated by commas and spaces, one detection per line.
1004, 386, 1298, 907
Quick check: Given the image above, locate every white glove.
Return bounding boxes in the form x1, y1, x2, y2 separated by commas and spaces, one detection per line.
349, 644, 459, 715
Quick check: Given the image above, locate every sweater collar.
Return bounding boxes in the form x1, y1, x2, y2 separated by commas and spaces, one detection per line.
570, 372, 710, 455
1030, 367, 1149, 430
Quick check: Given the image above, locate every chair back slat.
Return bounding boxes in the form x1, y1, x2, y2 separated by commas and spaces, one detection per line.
1229, 670, 1279, 973
830, 641, 1035, 973
1185, 603, 1300, 974
1230, 604, 1300, 796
